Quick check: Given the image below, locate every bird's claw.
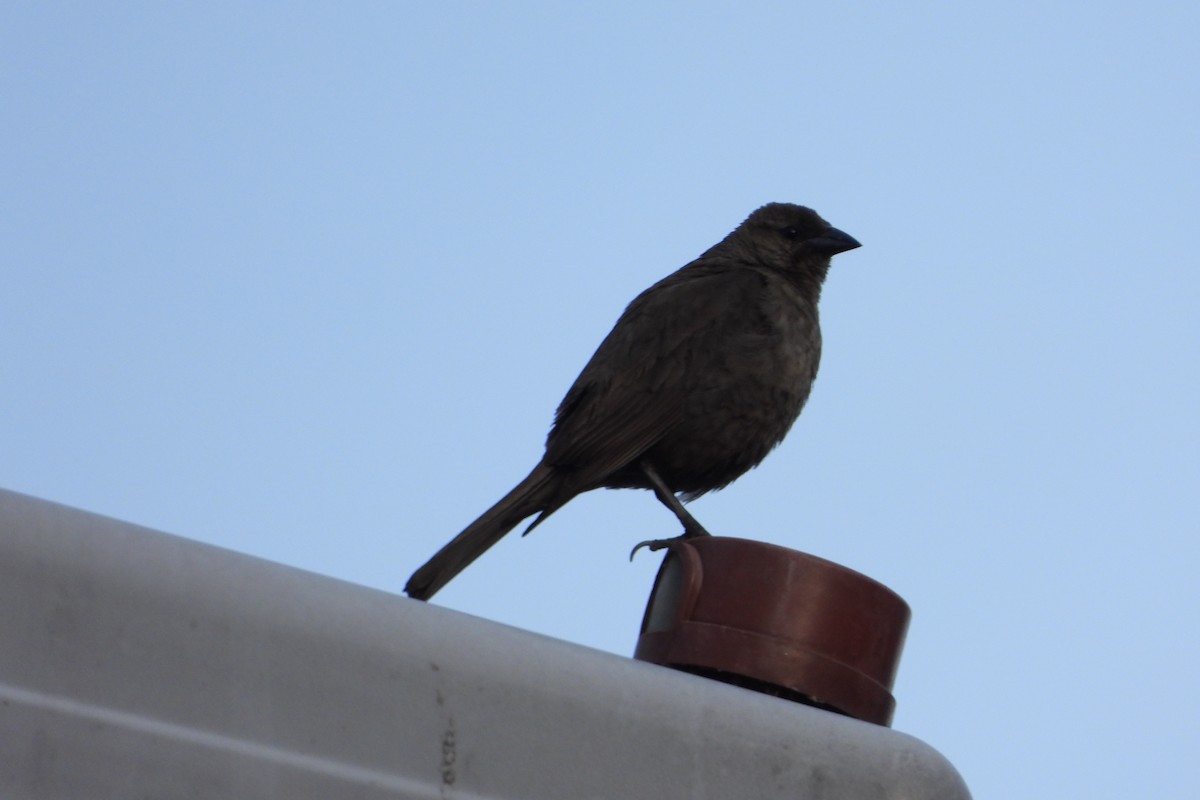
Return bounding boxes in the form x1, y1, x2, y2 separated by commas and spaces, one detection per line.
628, 527, 712, 561
628, 537, 675, 561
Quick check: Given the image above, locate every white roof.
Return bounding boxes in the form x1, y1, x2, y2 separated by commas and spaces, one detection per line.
0, 487, 971, 799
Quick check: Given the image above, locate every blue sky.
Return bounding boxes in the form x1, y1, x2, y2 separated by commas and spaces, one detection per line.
3, 2, 1197, 796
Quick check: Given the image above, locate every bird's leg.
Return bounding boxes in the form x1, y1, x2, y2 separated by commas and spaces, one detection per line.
641, 460, 711, 538
629, 460, 712, 560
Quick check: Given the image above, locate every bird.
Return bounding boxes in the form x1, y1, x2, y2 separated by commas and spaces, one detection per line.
405, 203, 860, 601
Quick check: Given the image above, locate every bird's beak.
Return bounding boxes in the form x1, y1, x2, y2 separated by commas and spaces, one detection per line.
809, 227, 861, 256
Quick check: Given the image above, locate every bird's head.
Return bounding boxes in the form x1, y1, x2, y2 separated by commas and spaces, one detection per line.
719, 203, 860, 275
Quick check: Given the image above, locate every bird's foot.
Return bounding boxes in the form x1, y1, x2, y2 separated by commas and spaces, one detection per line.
628, 525, 711, 561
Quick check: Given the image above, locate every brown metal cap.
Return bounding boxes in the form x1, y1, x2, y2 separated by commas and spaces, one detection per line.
634, 537, 910, 726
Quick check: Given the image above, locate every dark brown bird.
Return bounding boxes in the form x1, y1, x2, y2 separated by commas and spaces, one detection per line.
405, 203, 859, 600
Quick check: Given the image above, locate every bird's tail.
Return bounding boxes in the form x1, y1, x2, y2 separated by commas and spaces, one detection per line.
405, 463, 559, 601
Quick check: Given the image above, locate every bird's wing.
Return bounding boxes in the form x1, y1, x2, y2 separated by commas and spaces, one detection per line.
544, 261, 770, 489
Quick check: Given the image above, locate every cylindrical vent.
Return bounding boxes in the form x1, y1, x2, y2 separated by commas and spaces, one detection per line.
634, 537, 910, 726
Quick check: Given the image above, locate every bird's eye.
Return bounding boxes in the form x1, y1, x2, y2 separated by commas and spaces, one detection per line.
782, 226, 801, 239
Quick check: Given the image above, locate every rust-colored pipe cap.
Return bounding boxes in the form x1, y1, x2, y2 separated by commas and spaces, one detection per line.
634, 537, 910, 726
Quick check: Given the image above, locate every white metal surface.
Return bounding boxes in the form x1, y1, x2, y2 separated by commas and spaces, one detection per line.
0, 487, 970, 799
